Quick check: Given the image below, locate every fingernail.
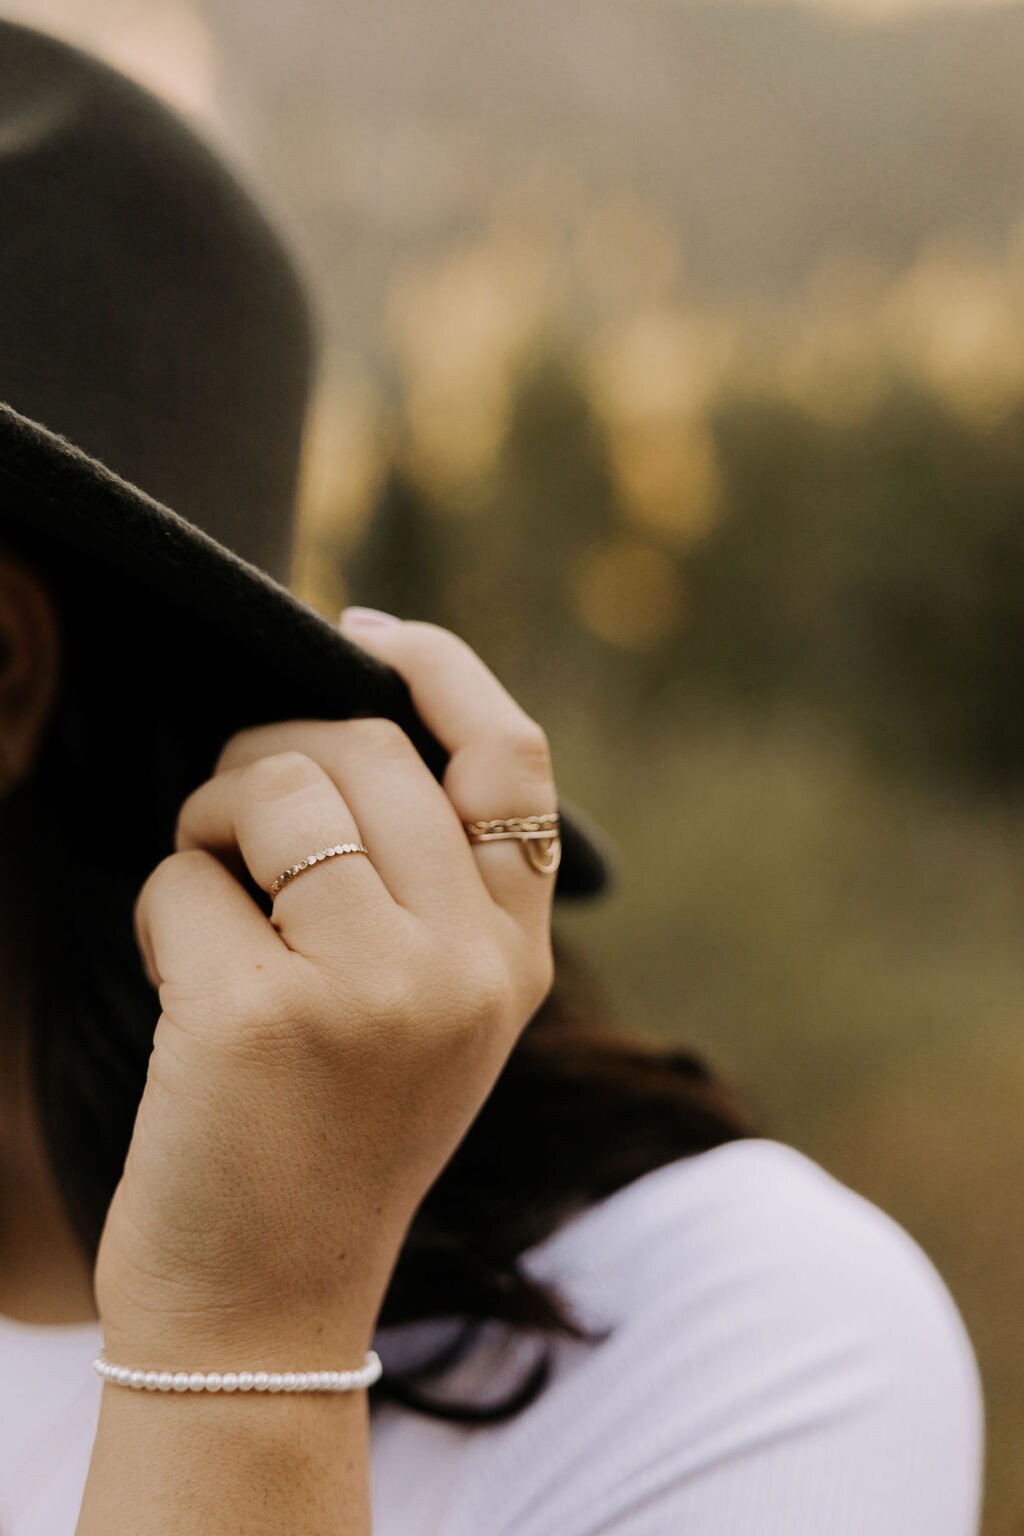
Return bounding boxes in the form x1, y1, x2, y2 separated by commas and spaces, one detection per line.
340, 606, 401, 628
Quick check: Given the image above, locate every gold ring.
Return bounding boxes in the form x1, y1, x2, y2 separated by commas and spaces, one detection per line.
463, 813, 561, 876
269, 842, 369, 899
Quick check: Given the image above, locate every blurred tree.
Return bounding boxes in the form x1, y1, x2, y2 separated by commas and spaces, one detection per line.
353, 357, 645, 724
669, 381, 1024, 798
343, 466, 452, 625
469, 357, 621, 692
348, 352, 1024, 804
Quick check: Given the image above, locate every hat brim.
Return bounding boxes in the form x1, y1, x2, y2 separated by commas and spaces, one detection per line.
0, 400, 617, 899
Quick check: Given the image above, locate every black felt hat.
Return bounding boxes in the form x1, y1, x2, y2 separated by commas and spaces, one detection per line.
0, 20, 615, 899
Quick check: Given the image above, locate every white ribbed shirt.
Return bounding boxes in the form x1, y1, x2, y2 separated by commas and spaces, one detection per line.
0, 1140, 983, 1534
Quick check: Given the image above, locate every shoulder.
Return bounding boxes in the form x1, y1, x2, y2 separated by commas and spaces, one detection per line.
373, 1142, 982, 1536
523, 1137, 977, 1358
506, 1139, 983, 1531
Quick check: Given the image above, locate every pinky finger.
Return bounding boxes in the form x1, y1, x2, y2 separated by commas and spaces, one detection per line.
134, 848, 283, 995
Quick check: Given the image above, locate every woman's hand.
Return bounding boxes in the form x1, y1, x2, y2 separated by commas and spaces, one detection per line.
93, 615, 558, 1367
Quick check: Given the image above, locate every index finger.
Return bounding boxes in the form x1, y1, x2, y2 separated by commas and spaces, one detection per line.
337, 613, 558, 931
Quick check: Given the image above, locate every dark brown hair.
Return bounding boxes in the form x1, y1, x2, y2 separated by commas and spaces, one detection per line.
374, 934, 749, 1419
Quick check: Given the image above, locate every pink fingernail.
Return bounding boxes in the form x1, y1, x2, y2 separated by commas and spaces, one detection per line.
340, 606, 401, 628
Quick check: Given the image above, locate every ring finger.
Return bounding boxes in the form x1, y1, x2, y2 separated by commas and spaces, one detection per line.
176, 749, 393, 957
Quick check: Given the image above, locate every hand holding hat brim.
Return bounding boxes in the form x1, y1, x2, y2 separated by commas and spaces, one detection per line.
0, 399, 618, 899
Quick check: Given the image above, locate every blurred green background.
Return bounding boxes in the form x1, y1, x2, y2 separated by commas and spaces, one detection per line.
14, 0, 1024, 1525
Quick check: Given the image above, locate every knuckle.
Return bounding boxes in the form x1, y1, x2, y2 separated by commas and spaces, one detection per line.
173, 780, 211, 848
529, 936, 556, 1005
214, 965, 326, 1056
400, 621, 481, 674
143, 847, 210, 901
529, 942, 556, 1016
229, 968, 310, 1033
339, 715, 411, 760
135, 850, 215, 951
240, 750, 321, 803
213, 725, 263, 777
358, 938, 510, 1052
369, 972, 420, 1030
455, 944, 512, 1030
502, 714, 553, 774
401, 619, 457, 653
137, 855, 172, 911
499, 923, 554, 1022
214, 723, 320, 777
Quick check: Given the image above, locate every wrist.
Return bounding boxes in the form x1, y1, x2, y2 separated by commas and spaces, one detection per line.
96, 1263, 387, 1373
81, 1369, 373, 1536
98, 1302, 381, 1378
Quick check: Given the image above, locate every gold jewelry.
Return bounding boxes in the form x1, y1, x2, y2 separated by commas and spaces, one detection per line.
269, 842, 369, 898
463, 813, 562, 876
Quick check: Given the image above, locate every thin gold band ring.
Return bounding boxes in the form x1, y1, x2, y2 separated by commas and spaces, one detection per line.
269, 842, 369, 898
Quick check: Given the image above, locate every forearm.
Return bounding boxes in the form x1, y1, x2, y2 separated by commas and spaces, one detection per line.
77, 1384, 372, 1536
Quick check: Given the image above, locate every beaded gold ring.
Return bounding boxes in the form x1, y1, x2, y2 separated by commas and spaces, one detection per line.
269, 842, 369, 899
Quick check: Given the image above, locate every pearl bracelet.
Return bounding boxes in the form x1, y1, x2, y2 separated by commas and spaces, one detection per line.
92, 1349, 382, 1394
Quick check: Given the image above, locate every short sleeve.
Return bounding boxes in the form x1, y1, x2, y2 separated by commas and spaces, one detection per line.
433, 1140, 983, 1536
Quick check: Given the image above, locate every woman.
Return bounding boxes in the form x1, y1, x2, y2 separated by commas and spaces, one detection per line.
0, 19, 982, 1536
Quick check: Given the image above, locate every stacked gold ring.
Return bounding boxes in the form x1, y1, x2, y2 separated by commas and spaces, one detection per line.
463, 812, 562, 876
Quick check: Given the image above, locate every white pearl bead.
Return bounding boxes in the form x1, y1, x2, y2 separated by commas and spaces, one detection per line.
92, 1351, 377, 1397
